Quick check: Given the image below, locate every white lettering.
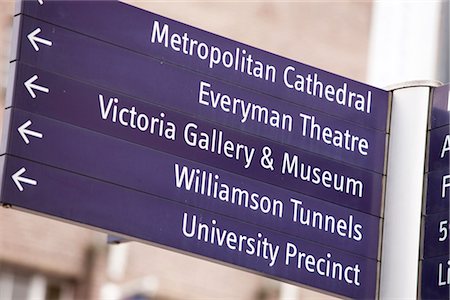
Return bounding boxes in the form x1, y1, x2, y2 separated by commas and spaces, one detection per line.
442, 174, 450, 198
441, 135, 450, 158
299, 112, 369, 156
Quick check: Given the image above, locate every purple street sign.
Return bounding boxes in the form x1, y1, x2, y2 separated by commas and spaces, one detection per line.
8, 53, 387, 174
420, 255, 450, 300
425, 168, 450, 215
422, 211, 449, 259
0, 155, 379, 299
4, 3, 386, 295
6, 62, 384, 216
420, 84, 450, 299
18, 0, 389, 132
2, 108, 381, 258
430, 84, 450, 129
427, 125, 450, 172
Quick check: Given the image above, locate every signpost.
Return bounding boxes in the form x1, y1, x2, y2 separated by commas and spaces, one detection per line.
1, 1, 390, 298
420, 84, 450, 300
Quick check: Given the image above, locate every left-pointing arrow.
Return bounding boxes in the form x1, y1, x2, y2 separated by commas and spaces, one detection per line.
24, 75, 49, 99
12, 167, 37, 192
18, 120, 43, 145
27, 28, 52, 51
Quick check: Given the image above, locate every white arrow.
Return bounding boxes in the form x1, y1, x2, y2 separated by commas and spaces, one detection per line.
38, 0, 43, 4
27, 28, 52, 51
12, 167, 37, 192
24, 75, 49, 99
18, 120, 43, 145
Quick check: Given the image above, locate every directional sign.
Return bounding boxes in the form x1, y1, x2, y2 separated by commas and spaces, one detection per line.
0, 155, 378, 299
421, 255, 450, 300
1, 2, 388, 297
18, 0, 390, 131
6, 62, 384, 216
3, 108, 381, 259
11, 17, 387, 173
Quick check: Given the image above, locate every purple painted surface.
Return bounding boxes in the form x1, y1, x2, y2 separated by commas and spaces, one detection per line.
6, 4, 385, 294
4, 108, 381, 258
425, 168, 450, 215
8, 64, 384, 216
420, 255, 450, 300
19, 0, 389, 131
0, 155, 378, 299
428, 125, 450, 172
430, 85, 450, 129
422, 211, 449, 259
10, 58, 387, 173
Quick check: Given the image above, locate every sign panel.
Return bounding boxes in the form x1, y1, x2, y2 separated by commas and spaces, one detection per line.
3, 108, 381, 259
18, 0, 390, 131
422, 211, 449, 259
0, 155, 378, 299
425, 168, 450, 215
430, 84, 450, 129
7, 60, 384, 216
421, 255, 450, 300
427, 125, 450, 172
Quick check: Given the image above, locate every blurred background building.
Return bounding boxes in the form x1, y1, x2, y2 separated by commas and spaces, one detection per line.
0, 1, 448, 299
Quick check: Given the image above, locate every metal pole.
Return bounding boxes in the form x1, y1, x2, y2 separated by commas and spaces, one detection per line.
379, 81, 440, 299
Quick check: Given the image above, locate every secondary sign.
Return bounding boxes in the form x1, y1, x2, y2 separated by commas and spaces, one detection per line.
420, 84, 450, 300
